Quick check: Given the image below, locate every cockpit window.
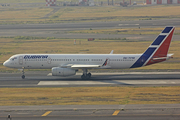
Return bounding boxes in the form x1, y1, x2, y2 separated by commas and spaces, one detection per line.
9, 57, 17, 61
9, 58, 14, 61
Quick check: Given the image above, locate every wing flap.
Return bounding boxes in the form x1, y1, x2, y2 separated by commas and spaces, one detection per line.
71, 64, 101, 69
61, 64, 101, 69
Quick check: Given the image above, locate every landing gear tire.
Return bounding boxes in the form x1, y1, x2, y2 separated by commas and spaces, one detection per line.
87, 73, 91, 77
81, 72, 91, 80
21, 68, 25, 79
22, 75, 25, 79
81, 74, 85, 79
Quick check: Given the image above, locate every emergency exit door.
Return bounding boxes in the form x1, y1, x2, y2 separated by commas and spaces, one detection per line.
19, 56, 23, 65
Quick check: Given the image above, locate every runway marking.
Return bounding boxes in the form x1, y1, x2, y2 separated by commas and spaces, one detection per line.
112, 110, 120, 116
37, 80, 180, 86
118, 24, 139, 26
42, 111, 52, 116
38, 81, 116, 85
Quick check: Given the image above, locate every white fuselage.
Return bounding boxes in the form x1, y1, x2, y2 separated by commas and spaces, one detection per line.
4, 54, 142, 69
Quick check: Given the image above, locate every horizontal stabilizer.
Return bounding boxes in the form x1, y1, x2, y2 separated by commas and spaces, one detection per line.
167, 54, 174, 58
152, 54, 173, 60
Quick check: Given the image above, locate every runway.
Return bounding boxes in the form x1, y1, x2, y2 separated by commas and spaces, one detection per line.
0, 19, 180, 39
0, 72, 180, 87
1, 19, 180, 29
0, 104, 180, 120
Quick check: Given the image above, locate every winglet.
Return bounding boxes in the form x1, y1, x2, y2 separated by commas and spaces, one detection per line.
102, 59, 108, 66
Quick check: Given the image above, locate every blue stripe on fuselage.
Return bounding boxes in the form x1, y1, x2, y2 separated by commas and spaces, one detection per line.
130, 47, 156, 68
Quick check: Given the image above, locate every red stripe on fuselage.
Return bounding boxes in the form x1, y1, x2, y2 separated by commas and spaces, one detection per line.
145, 28, 174, 66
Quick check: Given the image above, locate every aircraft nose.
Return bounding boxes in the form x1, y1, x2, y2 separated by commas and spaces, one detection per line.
3, 60, 9, 67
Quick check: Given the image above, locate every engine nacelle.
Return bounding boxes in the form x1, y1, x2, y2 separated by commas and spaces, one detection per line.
52, 67, 76, 76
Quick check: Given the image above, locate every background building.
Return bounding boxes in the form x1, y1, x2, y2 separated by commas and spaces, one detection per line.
146, 0, 180, 4
79, 0, 94, 6
46, 0, 56, 6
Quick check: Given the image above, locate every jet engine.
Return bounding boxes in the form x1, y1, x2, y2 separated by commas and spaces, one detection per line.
52, 67, 76, 76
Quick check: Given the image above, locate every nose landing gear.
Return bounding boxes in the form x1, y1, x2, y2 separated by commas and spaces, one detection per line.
21, 68, 25, 79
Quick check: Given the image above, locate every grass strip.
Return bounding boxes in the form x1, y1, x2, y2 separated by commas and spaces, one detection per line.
1, 5, 180, 24
0, 86, 180, 106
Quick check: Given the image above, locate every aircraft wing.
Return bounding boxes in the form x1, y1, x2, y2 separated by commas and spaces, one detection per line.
61, 58, 108, 69
71, 64, 101, 69
61, 64, 101, 69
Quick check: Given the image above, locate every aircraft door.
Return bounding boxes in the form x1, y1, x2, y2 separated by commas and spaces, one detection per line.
47, 57, 51, 64
19, 56, 23, 65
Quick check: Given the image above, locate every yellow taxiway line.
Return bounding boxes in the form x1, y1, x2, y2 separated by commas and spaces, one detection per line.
112, 110, 120, 116
42, 111, 52, 116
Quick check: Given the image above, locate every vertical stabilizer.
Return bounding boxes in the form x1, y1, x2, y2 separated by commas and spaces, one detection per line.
131, 26, 175, 68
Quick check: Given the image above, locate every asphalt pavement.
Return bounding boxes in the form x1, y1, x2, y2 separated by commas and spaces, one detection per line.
0, 104, 180, 120
0, 72, 180, 120
0, 72, 180, 87
0, 19, 180, 39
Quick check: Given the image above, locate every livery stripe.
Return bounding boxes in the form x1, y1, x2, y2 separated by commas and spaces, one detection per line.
151, 35, 166, 45
162, 27, 173, 33
130, 48, 156, 68
131, 26, 174, 68
144, 47, 157, 56
144, 28, 175, 66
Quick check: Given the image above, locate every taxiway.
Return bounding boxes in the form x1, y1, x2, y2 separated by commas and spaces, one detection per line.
0, 72, 180, 87
0, 19, 180, 40
0, 104, 180, 120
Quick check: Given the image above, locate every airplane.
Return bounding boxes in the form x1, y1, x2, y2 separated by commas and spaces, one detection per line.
3, 26, 175, 79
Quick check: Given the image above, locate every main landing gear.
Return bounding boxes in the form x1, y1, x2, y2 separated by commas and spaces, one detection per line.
22, 68, 25, 79
81, 69, 91, 80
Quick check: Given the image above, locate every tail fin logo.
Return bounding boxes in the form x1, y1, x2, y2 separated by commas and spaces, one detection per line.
102, 58, 110, 66
131, 26, 175, 68
145, 26, 175, 66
